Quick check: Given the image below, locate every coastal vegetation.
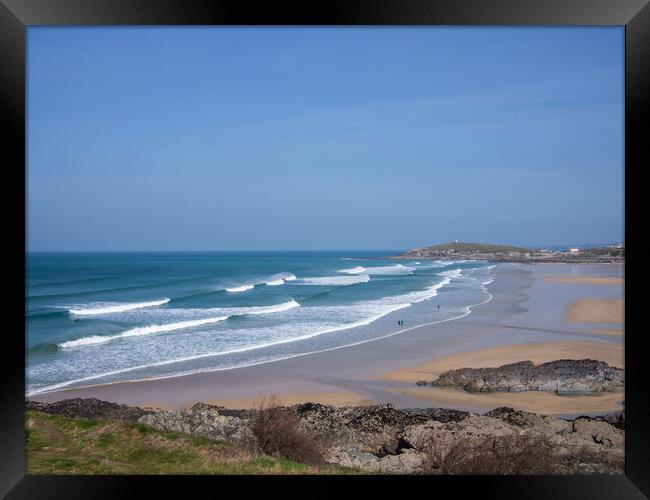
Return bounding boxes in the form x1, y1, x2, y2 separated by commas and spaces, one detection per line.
25, 410, 357, 475
26, 397, 624, 475
405, 242, 530, 254
250, 395, 330, 465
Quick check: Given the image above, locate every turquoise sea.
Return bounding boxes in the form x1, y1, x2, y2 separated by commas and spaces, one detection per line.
26, 252, 496, 395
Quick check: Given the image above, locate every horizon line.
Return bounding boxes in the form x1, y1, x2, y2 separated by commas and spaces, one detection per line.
25, 241, 622, 253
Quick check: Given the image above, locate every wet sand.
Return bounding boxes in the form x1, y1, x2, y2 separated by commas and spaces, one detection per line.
543, 275, 624, 285
379, 340, 624, 383
30, 263, 624, 416
585, 328, 623, 336
206, 391, 375, 410
567, 298, 624, 323
390, 387, 623, 415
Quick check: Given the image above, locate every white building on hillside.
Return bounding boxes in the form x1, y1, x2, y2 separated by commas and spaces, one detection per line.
569, 247, 580, 253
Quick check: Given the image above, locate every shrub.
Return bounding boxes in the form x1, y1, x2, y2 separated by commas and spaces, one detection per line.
249, 395, 329, 465
565, 444, 624, 472
422, 432, 558, 475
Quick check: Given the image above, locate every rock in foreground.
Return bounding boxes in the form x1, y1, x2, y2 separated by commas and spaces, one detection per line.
26, 398, 624, 475
25, 397, 150, 422
430, 359, 624, 394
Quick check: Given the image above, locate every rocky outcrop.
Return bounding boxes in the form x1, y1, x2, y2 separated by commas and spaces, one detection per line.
288, 403, 470, 454
26, 398, 624, 474
429, 359, 624, 395
329, 446, 426, 474
137, 402, 255, 444
25, 397, 150, 422
400, 407, 624, 474
322, 405, 623, 474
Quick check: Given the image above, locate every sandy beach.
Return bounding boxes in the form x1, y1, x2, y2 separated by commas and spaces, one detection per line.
542, 275, 624, 285
567, 298, 624, 323
30, 262, 624, 416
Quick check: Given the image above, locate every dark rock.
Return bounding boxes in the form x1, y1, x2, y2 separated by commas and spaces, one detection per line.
25, 398, 149, 422
291, 403, 469, 434
431, 359, 624, 394
401, 407, 471, 424
572, 411, 625, 431
189, 402, 253, 419
416, 380, 429, 386
484, 407, 539, 427
396, 436, 415, 452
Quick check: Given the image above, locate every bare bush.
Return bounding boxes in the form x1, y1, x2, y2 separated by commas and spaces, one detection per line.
249, 395, 329, 465
564, 444, 625, 472
422, 432, 558, 475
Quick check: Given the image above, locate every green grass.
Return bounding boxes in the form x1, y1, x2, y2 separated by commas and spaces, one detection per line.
25, 411, 361, 475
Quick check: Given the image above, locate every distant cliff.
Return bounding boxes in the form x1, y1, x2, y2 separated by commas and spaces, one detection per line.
388, 241, 624, 263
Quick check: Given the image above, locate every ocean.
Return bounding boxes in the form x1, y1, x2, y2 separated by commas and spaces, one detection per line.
26, 252, 496, 395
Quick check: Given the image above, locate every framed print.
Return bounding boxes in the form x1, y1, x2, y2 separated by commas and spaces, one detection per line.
1, 0, 648, 498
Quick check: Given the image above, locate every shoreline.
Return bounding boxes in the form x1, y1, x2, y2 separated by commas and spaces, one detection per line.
29, 263, 624, 416
27, 270, 497, 398
27, 283, 494, 398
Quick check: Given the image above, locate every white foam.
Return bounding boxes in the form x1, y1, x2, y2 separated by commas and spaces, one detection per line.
375, 269, 460, 306
363, 264, 415, 275
32, 302, 411, 394
59, 315, 230, 348
338, 266, 366, 274
264, 272, 296, 286
225, 284, 255, 293
440, 268, 462, 278
414, 261, 447, 268
69, 298, 171, 316
298, 274, 370, 286
58, 300, 301, 349
243, 299, 301, 315
31, 270, 497, 396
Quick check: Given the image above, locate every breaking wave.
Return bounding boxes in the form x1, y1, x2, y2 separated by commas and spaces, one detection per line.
364, 264, 415, 275
338, 266, 366, 274
34, 301, 411, 394
58, 300, 301, 349
338, 264, 414, 275
225, 284, 255, 293
297, 274, 370, 286
376, 268, 462, 306
264, 272, 297, 286
68, 298, 171, 316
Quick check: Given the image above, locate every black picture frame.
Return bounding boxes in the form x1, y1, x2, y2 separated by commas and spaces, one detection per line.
2, 0, 647, 498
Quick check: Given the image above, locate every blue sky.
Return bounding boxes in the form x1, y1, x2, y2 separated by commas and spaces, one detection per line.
27, 27, 624, 251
